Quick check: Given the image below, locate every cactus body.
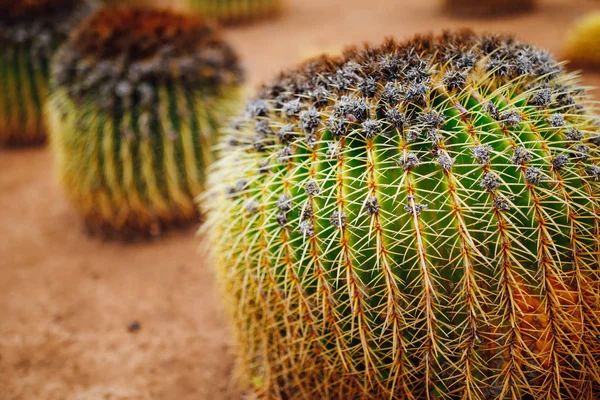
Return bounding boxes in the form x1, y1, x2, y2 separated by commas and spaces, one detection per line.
0, 0, 92, 147
186, 0, 283, 24
444, 0, 534, 17
563, 12, 600, 69
98, 0, 156, 6
204, 31, 600, 399
48, 7, 243, 238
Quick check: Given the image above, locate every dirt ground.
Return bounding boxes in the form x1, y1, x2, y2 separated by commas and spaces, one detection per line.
1, 0, 600, 399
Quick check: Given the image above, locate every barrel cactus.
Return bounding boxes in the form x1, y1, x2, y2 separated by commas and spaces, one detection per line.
185, 0, 283, 24
203, 31, 600, 399
98, 0, 156, 6
48, 6, 243, 238
563, 12, 600, 69
444, 0, 534, 17
0, 0, 92, 147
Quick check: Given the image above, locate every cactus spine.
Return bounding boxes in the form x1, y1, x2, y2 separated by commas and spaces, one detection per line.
185, 0, 283, 24
204, 31, 600, 399
48, 7, 243, 238
444, 0, 534, 17
0, 0, 92, 147
563, 12, 600, 69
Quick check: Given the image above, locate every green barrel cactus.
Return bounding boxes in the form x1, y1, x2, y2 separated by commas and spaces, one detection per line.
444, 0, 534, 17
48, 6, 243, 238
98, 0, 156, 6
203, 31, 600, 399
0, 0, 92, 147
563, 12, 600, 69
185, 0, 283, 24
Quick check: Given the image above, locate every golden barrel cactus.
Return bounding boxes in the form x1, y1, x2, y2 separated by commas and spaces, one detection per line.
48, 6, 243, 238
203, 31, 600, 399
185, 0, 284, 24
0, 0, 92, 147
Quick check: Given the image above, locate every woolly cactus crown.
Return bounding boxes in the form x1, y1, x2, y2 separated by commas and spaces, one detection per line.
0, 0, 91, 51
205, 31, 600, 399
2, 0, 75, 17
52, 6, 243, 112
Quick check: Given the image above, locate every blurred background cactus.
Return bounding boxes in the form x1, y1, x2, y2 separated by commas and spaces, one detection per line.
563, 12, 600, 69
204, 31, 600, 398
185, 0, 284, 24
48, 6, 243, 239
0, 0, 93, 147
98, 0, 161, 7
443, 0, 535, 17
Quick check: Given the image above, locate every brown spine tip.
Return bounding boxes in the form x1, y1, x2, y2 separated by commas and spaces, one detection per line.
70, 7, 215, 61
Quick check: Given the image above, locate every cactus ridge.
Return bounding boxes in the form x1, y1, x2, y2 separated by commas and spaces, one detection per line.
203, 31, 600, 399
187, 0, 283, 24
48, 7, 243, 238
562, 12, 600, 70
0, 0, 92, 146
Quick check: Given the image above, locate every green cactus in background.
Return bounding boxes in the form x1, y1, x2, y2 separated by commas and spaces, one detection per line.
0, 0, 93, 147
203, 31, 600, 399
48, 6, 243, 239
563, 12, 600, 69
186, 0, 283, 24
98, 0, 156, 6
443, 0, 534, 17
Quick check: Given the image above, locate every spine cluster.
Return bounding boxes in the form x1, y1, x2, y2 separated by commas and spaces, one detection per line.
0, 0, 93, 146
48, 6, 243, 238
203, 31, 600, 399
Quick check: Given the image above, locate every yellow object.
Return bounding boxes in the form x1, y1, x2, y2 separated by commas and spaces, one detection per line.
444, 0, 535, 17
563, 12, 600, 69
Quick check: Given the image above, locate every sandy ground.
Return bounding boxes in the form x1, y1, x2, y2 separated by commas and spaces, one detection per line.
1, 0, 600, 399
